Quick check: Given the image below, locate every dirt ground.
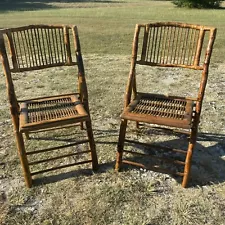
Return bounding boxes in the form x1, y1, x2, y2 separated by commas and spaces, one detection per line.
0, 54, 225, 224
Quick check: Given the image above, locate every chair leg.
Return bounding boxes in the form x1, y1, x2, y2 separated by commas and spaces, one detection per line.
85, 120, 98, 171
115, 119, 128, 171
80, 122, 84, 130
25, 132, 30, 140
182, 128, 197, 188
15, 131, 32, 188
136, 121, 139, 129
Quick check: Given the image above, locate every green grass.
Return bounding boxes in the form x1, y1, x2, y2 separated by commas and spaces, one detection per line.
0, 1, 225, 225
0, 1, 225, 60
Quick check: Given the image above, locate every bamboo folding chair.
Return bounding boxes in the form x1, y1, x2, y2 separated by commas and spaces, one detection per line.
0, 25, 98, 188
115, 22, 216, 187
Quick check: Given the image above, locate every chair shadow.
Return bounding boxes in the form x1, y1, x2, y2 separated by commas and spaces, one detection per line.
33, 161, 114, 186
122, 128, 225, 187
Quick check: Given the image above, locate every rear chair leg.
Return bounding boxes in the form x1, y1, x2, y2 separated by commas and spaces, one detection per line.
80, 122, 84, 130
15, 131, 32, 188
115, 119, 128, 171
182, 128, 197, 188
25, 132, 30, 140
85, 120, 98, 171
136, 121, 139, 129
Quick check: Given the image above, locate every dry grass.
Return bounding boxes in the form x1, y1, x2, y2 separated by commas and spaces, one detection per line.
1, 54, 225, 225
0, 1, 225, 224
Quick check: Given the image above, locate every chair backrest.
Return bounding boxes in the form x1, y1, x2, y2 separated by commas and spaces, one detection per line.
0, 24, 80, 72
133, 22, 216, 70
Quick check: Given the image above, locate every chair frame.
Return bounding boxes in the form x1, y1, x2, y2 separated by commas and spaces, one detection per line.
0, 24, 98, 187
115, 22, 217, 187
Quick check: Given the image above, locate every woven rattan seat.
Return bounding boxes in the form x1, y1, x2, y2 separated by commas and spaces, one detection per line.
0, 25, 98, 188
115, 22, 217, 188
20, 94, 89, 131
122, 94, 193, 129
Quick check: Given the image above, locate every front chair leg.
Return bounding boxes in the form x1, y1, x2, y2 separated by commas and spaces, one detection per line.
182, 128, 197, 188
15, 131, 32, 188
85, 120, 98, 171
115, 119, 128, 171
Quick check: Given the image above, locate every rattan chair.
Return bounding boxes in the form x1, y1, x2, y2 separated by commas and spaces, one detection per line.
0, 25, 98, 188
115, 22, 216, 187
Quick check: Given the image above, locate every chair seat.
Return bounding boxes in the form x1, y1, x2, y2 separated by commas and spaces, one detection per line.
121, 93, 194, 129
19, 94, 89, 132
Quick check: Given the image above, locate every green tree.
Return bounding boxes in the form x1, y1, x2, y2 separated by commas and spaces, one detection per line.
172, 0, 222, 8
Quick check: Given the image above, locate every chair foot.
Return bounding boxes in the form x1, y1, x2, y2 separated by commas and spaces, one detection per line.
182, 173, 189, 188
92, 163, 98, 172
91, 152, 98, 172
182, 129, 197, 188
115, 152, 122, 171
25, 178, 33, 188
91, 148, 99, 171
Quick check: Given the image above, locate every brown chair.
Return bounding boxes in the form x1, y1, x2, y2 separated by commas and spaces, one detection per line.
0, 25, 98, 188
115, 22, 216, 187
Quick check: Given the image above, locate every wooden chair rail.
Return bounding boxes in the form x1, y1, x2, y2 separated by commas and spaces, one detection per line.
2, 24, 76, 32
136, 60, 203, 70
17, 92, 80, 103
122, 160, 184, 177
31, 160, 93, 176
26, 139, 89, 155
137, 22, 214, 30
28, 150, 91, 166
